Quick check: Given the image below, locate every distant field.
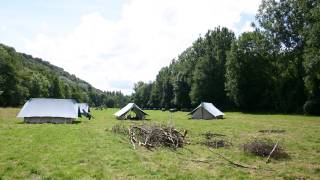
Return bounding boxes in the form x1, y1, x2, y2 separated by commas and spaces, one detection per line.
0, 108, 319, 179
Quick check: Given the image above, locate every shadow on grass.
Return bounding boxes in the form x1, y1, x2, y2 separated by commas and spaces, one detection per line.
188, 117, 224, 120
117, 118, 152, 121
72, 120, 82, 124
16, 120, 83, 124
235, 110, 301, 116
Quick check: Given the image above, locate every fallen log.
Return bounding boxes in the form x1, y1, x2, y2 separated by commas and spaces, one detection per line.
208, 148, 258, 170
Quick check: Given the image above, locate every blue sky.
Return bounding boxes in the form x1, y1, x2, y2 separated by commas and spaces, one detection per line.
0, 0, 261, 94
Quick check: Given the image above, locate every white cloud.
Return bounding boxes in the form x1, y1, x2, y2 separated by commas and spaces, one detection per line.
1, 25, 7, 31
240, 21, 254, 32
24, 0, 261, 94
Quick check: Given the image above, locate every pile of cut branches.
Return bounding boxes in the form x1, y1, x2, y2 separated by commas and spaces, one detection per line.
201, 131, 232, 148
128, 124, 188, 150
243, 138, 289, 160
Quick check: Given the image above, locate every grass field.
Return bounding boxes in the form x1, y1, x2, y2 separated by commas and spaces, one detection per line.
0, 108, 319, 179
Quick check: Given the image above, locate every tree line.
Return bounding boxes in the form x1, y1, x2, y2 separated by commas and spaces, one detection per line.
132, 0, 320, 115
0, 44, 129, 107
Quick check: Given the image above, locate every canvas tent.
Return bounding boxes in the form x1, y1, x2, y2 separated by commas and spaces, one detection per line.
17, 98, 79, 123
77, 103, 90, 114
114, 103, 148, 120
189, 102, 224, 119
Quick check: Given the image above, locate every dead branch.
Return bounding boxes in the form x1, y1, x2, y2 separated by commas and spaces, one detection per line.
128, 128, 136, 149
266, 140, 279, 163
208, 148, 258, 170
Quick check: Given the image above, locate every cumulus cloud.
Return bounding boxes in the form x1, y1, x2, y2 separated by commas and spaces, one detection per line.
24, 0, 261, 94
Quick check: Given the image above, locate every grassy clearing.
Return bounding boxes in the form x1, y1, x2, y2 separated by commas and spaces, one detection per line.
0, 108, 319, 179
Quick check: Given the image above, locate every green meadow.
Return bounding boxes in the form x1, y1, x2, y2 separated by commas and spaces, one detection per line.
0, 108, 319, 179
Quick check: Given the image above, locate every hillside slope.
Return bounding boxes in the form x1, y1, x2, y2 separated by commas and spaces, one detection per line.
0, 43, 128, 107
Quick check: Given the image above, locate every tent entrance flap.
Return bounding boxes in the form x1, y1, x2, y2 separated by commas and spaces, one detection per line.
114, 103, 148, 120
189, 102, 224, 120
124, 109, 145, 120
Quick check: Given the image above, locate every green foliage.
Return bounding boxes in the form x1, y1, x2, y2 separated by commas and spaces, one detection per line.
0, 58, 20, 106
303, 99, 320, 115
255, 0, 319, 113
49, 76, 64, 98
190, 27, 235, 107
225, 31, 275, 111
132, 81, 152, 107
29, 73, 50, 98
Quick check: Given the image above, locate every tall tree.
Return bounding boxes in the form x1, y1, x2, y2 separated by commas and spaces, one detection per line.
49, 76, 64, 98
0, 58, 19, 106
190, 27, 235, 108
225, 31, 275, 111
302, 0, 320, 114
256, 0, 311, 112
132, 81, 152, 107
29, 73, 50, 98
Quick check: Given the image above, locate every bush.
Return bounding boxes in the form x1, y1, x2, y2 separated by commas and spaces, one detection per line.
303, 99, 320, 115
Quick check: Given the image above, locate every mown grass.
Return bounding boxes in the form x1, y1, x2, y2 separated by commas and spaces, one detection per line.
0, 108, 319, 179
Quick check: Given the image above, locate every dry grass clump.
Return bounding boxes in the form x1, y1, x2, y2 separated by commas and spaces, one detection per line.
258, 129, 285, 133
111, 123, 129, 135
201, 131, 232, 148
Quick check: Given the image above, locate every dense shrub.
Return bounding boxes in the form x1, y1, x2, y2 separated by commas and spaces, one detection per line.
303, 99, 320, 115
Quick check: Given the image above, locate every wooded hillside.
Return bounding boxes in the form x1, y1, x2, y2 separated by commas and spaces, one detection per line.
0, 44, 129, 107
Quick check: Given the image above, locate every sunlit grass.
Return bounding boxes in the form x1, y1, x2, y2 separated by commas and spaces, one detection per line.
0, 108, 319, 179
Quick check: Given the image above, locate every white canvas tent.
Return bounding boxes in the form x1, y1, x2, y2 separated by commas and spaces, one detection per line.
114, 103, 148, 120
189, 102, 224, 119
77, 103, 90, 114
17, 98, 79, 123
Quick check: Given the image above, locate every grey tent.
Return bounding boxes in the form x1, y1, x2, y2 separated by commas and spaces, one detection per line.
17, 98, 79, 124
77, 103, 90, 114
114, 103, 148, 120
189, 102, 224, 119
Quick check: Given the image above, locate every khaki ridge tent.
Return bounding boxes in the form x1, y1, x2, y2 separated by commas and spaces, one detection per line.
189, 102, 224, 119
17, 98, 79, 124
114, 103, 148, 120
